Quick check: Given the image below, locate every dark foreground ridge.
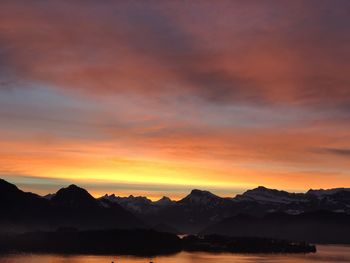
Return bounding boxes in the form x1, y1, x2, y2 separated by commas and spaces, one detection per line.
203, 210, 350, 244
0, 229, 316, 255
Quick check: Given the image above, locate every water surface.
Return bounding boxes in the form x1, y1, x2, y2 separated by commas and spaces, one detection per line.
0, 245, 349, 263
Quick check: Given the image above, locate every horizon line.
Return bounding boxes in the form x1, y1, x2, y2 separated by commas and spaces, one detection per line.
2, 177, 350, 202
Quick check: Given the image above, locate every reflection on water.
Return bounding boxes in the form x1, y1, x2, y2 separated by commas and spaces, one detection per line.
0, 245, 349, 263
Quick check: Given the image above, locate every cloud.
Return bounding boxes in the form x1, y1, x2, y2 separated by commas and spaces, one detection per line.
0, 0, 349, 109
318, 148, 350, 157
0, 1, 350, 195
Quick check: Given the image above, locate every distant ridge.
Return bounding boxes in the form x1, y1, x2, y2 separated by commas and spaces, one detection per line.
97, 185, 350, 234
307, 188, 350, 197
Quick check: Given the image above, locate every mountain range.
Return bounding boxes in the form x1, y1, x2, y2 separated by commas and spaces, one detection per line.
100, 185, 350, 233
1, 178, 350, 241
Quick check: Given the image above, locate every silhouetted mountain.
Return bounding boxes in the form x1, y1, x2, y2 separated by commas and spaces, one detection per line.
139, 189, 237, 233
179, 189, 226, 206
2, 179, 350, 237
52, 184, 97, 208
102, 186, 350, 234
154, 196, 175, 206
0, 179, 50, 232
0, 179, 144, 233
307, 188, 350, 197
203, 210, 350, 244
0, 179, 43, 203
101, 194, 154, 213
233, 186, 350, 215
235, 186, 307, 204
101, 194, 176, 209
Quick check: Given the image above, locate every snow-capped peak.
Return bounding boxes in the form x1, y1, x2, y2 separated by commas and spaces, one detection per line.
235, 186, 305, 204
180, 189, 222, 205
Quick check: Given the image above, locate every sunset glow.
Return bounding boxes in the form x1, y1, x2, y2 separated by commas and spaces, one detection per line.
0, 0, 349, 199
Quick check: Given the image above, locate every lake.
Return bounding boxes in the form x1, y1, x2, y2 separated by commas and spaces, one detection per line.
0, 245, 349, 263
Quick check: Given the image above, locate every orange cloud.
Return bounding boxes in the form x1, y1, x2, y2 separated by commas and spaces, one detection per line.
0, 1, 349, 106
0, 0, 349, 198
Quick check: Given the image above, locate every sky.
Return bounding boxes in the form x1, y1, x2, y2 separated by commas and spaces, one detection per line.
0, 0, 349, 200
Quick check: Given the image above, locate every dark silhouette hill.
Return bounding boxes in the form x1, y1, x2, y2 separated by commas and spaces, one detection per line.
0, 179, 50, 232
52, 184, 97, 208
0, 179, 144, 232
203, 210, 350, 244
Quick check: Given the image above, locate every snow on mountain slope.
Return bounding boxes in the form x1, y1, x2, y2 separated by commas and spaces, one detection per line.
179, 189, 225, 206
99, 194, 175, 214
234, 186, 306, 204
